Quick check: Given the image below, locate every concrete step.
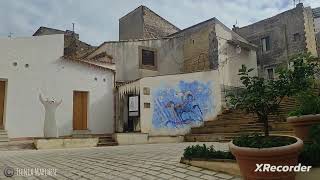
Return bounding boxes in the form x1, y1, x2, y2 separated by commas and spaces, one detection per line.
96, 134, 117, 147
72, 130, 92, 138
97, 142, 118, 147
0, 130, 9, 142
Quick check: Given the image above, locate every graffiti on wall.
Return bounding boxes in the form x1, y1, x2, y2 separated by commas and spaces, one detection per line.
152, 80, 213, 129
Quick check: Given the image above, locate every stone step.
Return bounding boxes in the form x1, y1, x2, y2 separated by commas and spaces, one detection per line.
0, 130, 9, 142
97, 142, 118, 147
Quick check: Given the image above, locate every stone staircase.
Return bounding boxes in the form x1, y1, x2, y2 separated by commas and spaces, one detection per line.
96, 134, 118, 147
185, 97, 296, 142
0, 129, 9, 145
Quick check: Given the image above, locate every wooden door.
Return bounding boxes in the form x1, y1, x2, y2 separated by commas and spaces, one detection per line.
73, 91, 88, 130
0, 81, 5, 129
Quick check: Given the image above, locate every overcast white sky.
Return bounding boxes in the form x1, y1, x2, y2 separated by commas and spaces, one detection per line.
1, 0, 319, 46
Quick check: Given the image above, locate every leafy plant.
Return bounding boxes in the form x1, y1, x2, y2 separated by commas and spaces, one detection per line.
288, 91, 320, 116
228, 53, 319, 137
298, 125, 320, 166
233, 134, 297, 148
228, 65, 289, 136
183, 144, 235, 160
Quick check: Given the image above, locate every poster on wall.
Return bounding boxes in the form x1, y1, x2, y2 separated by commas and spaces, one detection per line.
129, 96, 139, 117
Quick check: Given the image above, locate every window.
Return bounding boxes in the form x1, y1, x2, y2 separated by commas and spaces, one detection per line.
267, 68, 274, 80
261, 36, 271, 52
293, 33, 301, 42
139, 46, 157, 70
142, 49, 155, 66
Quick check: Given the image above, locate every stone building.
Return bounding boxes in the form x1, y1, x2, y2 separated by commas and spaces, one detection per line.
313, 7, 320, 56
233, 3, 318, 79
33, 26, 96, 60
82, 6, 258, 144
119, 5, 180, 40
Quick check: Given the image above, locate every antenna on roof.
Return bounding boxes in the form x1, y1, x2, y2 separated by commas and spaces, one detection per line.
72, 23, 75, 33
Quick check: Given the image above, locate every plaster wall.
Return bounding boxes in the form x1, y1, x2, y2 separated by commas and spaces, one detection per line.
215, 23, 258, 87
139, 70, 222, 136
102, 39, 184, 82
0, 35, 114, 138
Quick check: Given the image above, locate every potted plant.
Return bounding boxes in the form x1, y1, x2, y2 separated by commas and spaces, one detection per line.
228, 63, 304, 180
284, 53, 320, 142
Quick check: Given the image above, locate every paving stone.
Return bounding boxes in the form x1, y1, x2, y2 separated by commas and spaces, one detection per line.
201, 174, 219, 180
215, 173, 233, 179
0, 142, 235, 180
186, 171, 203, 177
201, 170, 217, 175
172, 172, 188, 178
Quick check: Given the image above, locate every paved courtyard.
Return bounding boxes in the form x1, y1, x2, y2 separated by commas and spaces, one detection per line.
0, 142, 241, 180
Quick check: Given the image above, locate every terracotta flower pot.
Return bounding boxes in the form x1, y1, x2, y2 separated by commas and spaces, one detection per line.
229, 136, 303, 180
287, 114, 320, 142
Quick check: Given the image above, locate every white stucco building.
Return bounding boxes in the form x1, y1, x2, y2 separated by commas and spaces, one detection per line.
0, 34, 114, 139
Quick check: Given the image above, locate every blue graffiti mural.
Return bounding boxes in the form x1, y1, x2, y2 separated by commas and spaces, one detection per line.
152, 80, 213, 129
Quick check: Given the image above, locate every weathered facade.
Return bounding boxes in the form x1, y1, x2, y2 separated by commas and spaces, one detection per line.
83, 6, 258, 143
33, 26, 96, 60
313, 7, 320, 56
234, 3, 318, 79
119, 6, 180, 40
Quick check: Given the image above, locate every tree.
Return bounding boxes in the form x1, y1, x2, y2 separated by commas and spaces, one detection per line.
228, 53, 319, 137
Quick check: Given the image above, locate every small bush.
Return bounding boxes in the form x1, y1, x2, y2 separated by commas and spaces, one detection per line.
299, 124, 320, 166
288, 91, 320, 116
183, 144, 235, 160
233, 134, 297, 148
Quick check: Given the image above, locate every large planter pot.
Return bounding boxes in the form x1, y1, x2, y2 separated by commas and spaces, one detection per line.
287, 114, 320, 142
229, 136, 303, 180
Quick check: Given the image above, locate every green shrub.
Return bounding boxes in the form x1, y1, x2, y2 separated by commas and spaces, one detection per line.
298, 125, 320, 166
298, 143, 320, 166
288, 91, 320, 116
233, 134, 297, 148
183, 144, 235, 160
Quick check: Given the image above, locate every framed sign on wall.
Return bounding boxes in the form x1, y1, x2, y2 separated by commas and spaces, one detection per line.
128, 95, 139, 117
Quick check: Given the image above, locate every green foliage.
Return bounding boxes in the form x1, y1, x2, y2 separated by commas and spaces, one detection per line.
309, 124, 320, 145
228, 65, 290, 136
233, 134, 297, 148
288, 91, 320, 116
298, 125, 320, 166
279, 52, 319, 94
228, 53, 319, 137
183, 144, 235, 160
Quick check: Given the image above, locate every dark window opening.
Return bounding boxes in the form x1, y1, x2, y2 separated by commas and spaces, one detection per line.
142, 49, 155, 66
293, 33, 301, 42
261, 36, 271, 52
267, 68, 274, 80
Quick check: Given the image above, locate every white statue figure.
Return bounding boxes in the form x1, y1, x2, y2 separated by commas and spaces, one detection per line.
39, 94, 62, 138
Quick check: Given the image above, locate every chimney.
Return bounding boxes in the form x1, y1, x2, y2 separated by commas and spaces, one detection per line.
296, 2, 303, 8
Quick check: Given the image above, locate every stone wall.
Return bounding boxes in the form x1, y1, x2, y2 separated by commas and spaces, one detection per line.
142, 6, 180, 39
234, 4, 317, 78
119, 6, 179, 40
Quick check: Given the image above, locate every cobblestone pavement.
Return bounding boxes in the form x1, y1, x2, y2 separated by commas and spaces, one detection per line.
0, 142, 241, 180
